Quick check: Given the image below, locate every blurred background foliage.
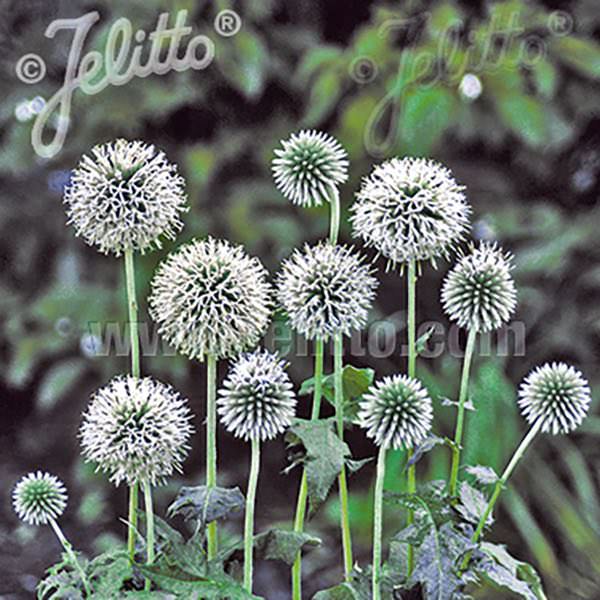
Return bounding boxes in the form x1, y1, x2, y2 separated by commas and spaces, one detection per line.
0, 0, 599, 598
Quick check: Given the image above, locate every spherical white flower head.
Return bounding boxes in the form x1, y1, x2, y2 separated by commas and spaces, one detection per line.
350, 157, 470, 267
218, 349, 296, 441
442, 242, 517, 333
358, 375, 433, 450
80, 376, 193, 486
64, 139, 188, 256
13, 472, 67, 526
276, 242, 378, 340
272, 130, 349, 207
518, 363, 592, 435
149, 237, 273, 359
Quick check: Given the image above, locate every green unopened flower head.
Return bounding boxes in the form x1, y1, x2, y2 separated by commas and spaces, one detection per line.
350, 157, 470, 267
276, 242, 378, 340
80, 375, 194, 486
64, 139, 188, 256
358, 375, 433, 450
442, 242, 517, 333
518, 363, 592, 435
218, 349, 296, 441
272, 130, 349, 207
13, 471, 67, 526
149, 237, 273, 359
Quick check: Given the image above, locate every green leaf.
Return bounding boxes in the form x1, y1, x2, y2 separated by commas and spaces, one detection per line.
416, 326, 436, 356
296, 45, 343, 84
455, 481, 492, 527
407, 435, 447, 468
303, 69, 343, 126
550, 36, 600, 79
285, 418, 350, 513
37, 360, 86, 412
312, 582, 359, 599
465, 465, 499, 486
494, 93, 547, 147
299, 365, 374, 422
253, 529, 321, 565
168, 485, 245, 531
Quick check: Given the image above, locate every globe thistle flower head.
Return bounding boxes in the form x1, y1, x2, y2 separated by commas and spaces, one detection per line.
442, 242, 517, 333
272, 130, 349, 207
276, 242, 378, 340
64, 139, 187, 256
218, 349, 296, 442
358, 375, 433, 450
80, 376, 194, 486
13, 472, 67, 526
149, 237, 273, 360
350, 157, 470, 267
518, 363, 592, 435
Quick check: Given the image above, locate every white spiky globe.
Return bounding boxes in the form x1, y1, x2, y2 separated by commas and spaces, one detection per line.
358, 375, 433, 450
80, 376, 194, 486
518, 363, 592, 435
442, 243, 517, 333
149, 237, 273, 360
218, 349, 296, 441
350, 157, 470, 267
272, 130, 349, 207
276, 242, 378, 340
64, 139, 188, 256
13, 472, 67, 526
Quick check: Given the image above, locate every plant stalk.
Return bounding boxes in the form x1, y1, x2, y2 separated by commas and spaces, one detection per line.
244, 438, 261, 592
334, 333, 353, 578
49, 518, 91, 596
329, 187, 341, 244
124, 249, 140, 562
449, 328, 478, 496
372, 445, 387, 600
460, 419, 542, 571
143, 481, 155, 592
292, 338, 324, 600
406, 259, 417, 575
206, 353, 218, 560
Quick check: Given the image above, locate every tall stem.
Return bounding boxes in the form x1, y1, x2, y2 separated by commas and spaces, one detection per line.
292, 338, 324, 600
334, 334, 353, 578
124, 249, 140, 562
406, 259, 417, 575
460, 420, 542, 571
49, 518, 91, 595
449, 328, 478, 496
372, 446, 387, 600
206, 353, 218, 560
143, 481, 155, 592
329, 188, 341, 244
244, 439, 261, 592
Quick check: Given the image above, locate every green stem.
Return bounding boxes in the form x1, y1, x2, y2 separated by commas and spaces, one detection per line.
49, 518, 91, 596
460, 420, 542, 571
244, 438, 261, 592
372, 446, 387, 600
334, 334, 353, 578
124, 249, 140, 561
406, 259, 417, 575
449, 328, 478, 497
329, 187, 341, 244
143, 481, 155, 592
292, 338, 324, 600
206, 353, 218, 560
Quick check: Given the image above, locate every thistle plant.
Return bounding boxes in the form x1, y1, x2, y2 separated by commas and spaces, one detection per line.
351, 157, 470, 573
80, 375, 193, 584
442, 242, 517, 495
461, 362, 592, 571
149, 237, 272, 558
277, 241, 378, 587
13, 472, 90, 594
272, 130, 348, 243
64, 138, 187, 561
358, 375, 433, 600
217, 349, 296, 593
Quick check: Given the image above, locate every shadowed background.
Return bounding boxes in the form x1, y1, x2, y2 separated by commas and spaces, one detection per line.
0, 0, 599, 598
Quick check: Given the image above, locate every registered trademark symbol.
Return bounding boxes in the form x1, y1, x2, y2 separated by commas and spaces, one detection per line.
214, 9, 242, 37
